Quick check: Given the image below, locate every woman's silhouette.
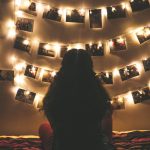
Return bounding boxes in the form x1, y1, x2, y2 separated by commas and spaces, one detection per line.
40, 49, 113, 150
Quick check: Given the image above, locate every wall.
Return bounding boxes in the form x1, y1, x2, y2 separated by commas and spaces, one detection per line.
0, 0, 150, 135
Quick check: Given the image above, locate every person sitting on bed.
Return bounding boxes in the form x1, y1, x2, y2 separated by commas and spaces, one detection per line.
39, 49, 114, 150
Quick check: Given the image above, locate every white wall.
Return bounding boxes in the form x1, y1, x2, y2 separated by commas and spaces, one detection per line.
0, 0, 150, 135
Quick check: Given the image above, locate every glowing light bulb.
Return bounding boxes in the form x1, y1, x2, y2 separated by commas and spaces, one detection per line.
23, 39, 29, 45
15, 0, 21, 6
15, 10, 23, 17
117, 38, 124, 44
14, 75, 24, 84
7, 29, 16, 38
24, 90, 30, 96
67, 9, 72, 16
105, 72, 109, 78
58, 9, 63, 15
10, 56, 17, 64
98, 42, 102, 47
23, 0, 31, 7
122, 3, 126, 9
125, 92, 134, 105
32, 38, 39, 45
144, 28, 150, 38
102, 8, 107, 16
136, 30, 144, 36
37, 3, 44, 12
113, 68, 119, 77
39, 69, 45, 79
51, 71, 56, 77
79, 8, 85, 16
7, 20, 15, 28
44, 44, 50, 50
112, 7, 116, 12
109, 40, 114, 47
15, 62, 26, 71
118, 97, 124, 103
76, 44, 82, 49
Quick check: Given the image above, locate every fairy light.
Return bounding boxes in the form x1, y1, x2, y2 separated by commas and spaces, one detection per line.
121, 3, 126, 9
34, 94, 44, 109
37, 3, 44, 12
112, 7, 116, 12
24, 90, 30, 96
32, 38, 39, 45
10, 55, 17, 64
79, 8, 85, 16
39, 69, 45, 79
58, 9, 63, 15
102, 8, 107, 16
15, 0, 21, 6
15, 10, 23, 17
7, 20, 15, 28
67, 9, 72, 16
118, 97, 124, 103
109, 40, 114, 47
113, 68, 120, 77
23, 39, 29, 45
98, 42, 102, 47
106, 72, 109, 78
51, 71, 56, 77
144, 27, 150, 38
11, 86, 19, 94
14, 75, 24, 84
14, 62, 26, 71
125, 91, 134, 105
54, 43, 61, 55
7, 29, 16, 38
23, 0, 31, 7
6, 20, 16, 38
117, 37, 125, 44
46, 5, 50, 10
44, 44, 51, 50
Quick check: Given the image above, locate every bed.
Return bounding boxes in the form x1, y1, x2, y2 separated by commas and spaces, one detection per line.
0, 130, 150, 150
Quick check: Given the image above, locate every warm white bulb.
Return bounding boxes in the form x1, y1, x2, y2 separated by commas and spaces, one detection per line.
51, 71, 56, 77
23, 39, 29, 45
14, 75, 24, 84
8, 29, 16, 38
15, 0, 21, 6
79, 8, 85, 16
44, 44, 51, 50
7, 20, 15, 28
15, 10, 23, 17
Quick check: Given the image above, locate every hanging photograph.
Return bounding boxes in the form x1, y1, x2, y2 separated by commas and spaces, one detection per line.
60, 45, 68, 58
19, 1, 37, 16
107, 4, 126, 19
14, 36, 31, 53
38, 43, 56, 58
96, 72, 113, 84
132, 87, 150, 104
16, 17, 34, 32
119, 64, 140, 81
0, 70, 14, 81
85, 43, 104, 56
24, 64, 38, 79
136, 26, 150, 44
15, 88, 36, 105
66, 9, 85, 23
43, 7, 62, 22
42, 70, 54, 83
89, 9, 102, 28
109, 37, 127, 52
130, 0, 150, 12
143, 57, 150, 71
111, 96, 125, 110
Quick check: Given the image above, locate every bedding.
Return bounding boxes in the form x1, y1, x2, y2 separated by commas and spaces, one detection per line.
0, 130, 150, 150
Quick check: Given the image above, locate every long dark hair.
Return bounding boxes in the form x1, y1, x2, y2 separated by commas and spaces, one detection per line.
43, 49, 110, 126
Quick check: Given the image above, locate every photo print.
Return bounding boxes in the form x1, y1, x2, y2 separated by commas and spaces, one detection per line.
89, 9, 102, 28
38, 43, 56, 58
14, 36, 31, 53
143, 57, 150, 71
24, 64, 38, 79
136, 26, 150, 44
109, 37, 127, 52
111, 96, 125, 110
119, 64, 140, 81
107, 4, 126, 19
15, 88, 36, 105
0, 70, 14, 81
19, 1, 37, 16
66, 9, 85, 23
85, 43, 104, 56
132, 87, 150, 104
43, 7, 62, 22
60, 45, 68, 58
42, 70, 54, 83
130, 0, 150, 12
96, 72, 113, 84
16, 17, 34, 32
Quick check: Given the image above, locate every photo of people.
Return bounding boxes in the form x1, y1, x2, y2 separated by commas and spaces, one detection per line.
96, 72, 113, 84
14, 36, 31, 53
38, 43, 55, 58
89, 9, 102, 28
85, 43, 104, 56
15, 88, 36, 105
143, 57, 150, 72
0, 70, 14, 81
109, 37, 127, 52
130, 0, 150, 12
42, 70, 54, 83
66, 9, 85, 23
132, 87, 150, 104
24, 64, 38, 79
136, 27, 150, 44
107, 4, 126, 19
16, 17, 34, 32
43, 7, 62, 22
119, 64, 140, 81
111, 96, 125, 110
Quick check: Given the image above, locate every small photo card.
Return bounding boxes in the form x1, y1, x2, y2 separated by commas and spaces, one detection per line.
96, 72, 113, 84
132, 87, 150, 104
85, 43, 104, 56
136, 26, 150, 44
16, 17, 34, 32
107, 4, 127, 19
41, 70, 55, 83
14, 36, 31, 53
0, 70, 14, 81
66, 9, 85, 23
119, 64, 140, 81
109, 37, 127, 52
24, 64, 38, 79
43, 7, 62, 22
89, 9, 102, 28
15, 88, 36, 104
60, 45, 68, 58
111, 96, 125, 110
130, 0, 150, 12
38, 43, 56, 58
143, 57, 150, 72
19, 1, 37, 16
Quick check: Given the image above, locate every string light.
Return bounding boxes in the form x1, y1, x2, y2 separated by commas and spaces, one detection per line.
51, 71, 57, 77
23, 39, 29, 45
14, 75, 24, 84
14, 62, 26, 71
15, 0, 21, 7
15, 10, 23, 17
111, 7, 116, 12
79, 8, 85, 16
44, 44, 51, 50
7, 29, 17, 38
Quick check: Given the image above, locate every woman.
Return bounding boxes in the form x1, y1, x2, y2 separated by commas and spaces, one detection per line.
39, 49, 113, 150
